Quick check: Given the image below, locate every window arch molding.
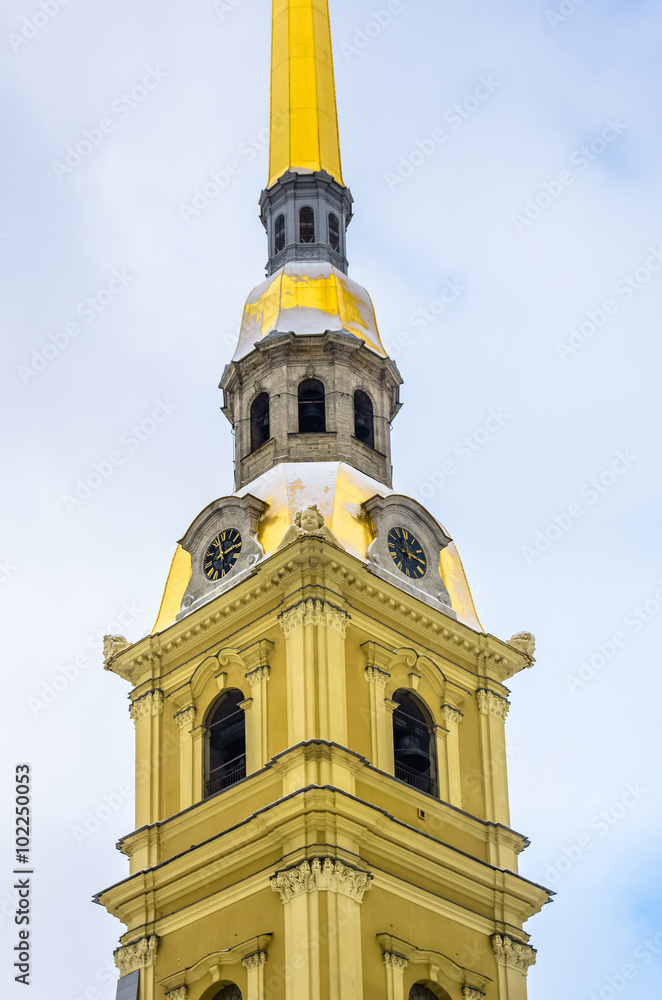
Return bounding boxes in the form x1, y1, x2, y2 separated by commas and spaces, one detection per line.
250, 391, 270, 453
298, 378, 326, 434
409, 984, 451, 1000
354, 389, 375, 449
391, 688, 438, 797
204, 689, 247, 797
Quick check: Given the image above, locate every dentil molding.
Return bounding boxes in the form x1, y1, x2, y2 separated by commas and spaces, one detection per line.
477, 689, 510, 721
271, 858, 372, 903
114, 935, 158, 976
279, 600, 350, 638
492, 934, 536, 974
129, 691, 164, 723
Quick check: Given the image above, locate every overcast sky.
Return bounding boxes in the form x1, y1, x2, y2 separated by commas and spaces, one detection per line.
1, 0, 661, 997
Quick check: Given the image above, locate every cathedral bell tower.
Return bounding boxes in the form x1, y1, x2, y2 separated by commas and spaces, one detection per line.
97, 4, 550, 1000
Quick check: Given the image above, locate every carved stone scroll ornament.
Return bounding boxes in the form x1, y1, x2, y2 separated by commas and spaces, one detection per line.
383, 952, 408, 971
129, 691, 164, 723
271, 858, 372, 903
277, 504, 345, 551
103, 634, 129, 665
175, 706, 196, 730
114, 936, 158, 976
477, 689, 510, 721
508, 632, 536, 659
492, 934, 536, 974
279, 600, 349, 638
242, 951, 268, 971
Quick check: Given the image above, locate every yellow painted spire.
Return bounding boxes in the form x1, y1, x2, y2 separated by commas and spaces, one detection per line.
269, 0, 344, 188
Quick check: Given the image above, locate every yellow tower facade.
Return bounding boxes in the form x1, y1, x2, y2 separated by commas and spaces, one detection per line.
97, 5, 549, 1000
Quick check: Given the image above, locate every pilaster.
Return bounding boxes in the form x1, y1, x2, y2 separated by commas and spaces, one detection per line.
174, 706, 196, 811
477, 689, 511, 825
382, 951, 408, 1000
441, 704, 464, 808
492, 935, 536, 1000
242, 949, 268, 1000
130, 691, 164, 827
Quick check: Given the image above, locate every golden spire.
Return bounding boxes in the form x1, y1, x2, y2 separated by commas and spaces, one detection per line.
269, 0, 344, 188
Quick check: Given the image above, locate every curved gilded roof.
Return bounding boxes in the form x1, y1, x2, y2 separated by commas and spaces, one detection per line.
233, 263, 387, 361
153, 463, 482, 634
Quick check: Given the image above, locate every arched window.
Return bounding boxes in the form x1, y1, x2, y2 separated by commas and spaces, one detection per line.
250, 392, 270, 452
298, 379, 326, 434
392, 690, 437, 796
214, 983, 241, 1000
354, 390, 374, 449
299, 206, 315, 243
213, 987, 242, 1000
409, 987, 446, 1000
328, 212, 340, 252
274, 214, 285, 254
205, 691, 246, 797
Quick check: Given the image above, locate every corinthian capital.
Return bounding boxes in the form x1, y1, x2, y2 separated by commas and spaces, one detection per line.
175, 706, 196, 730
114, 936, 158, 976
242, 951, 267, 971
492, 934, 536, 974
477, 689, 510, 721
383, 951, 408, 971
165, 989, 188, 1000
279, 600, 349, 637
441, 704, 463, 727
463, 989, 485, 1000
129, 691, 164, 723
271, 858, 372, 903
365, 666, 389, 687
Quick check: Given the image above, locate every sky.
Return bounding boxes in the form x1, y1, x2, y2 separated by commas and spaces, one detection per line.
1, 0, 661, 997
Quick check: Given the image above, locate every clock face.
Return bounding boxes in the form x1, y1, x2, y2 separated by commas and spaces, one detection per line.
387, 527, 427, 579
203, 528, 242, 581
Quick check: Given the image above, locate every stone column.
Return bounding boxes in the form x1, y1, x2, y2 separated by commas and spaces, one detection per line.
271, 859, 372, 1000
364, 667, 390, 770
245, 666, 271, 772
130, 692, 164, 828
175, 706, 196, 811
441, 705, 464, 808
242, 950, 268, 1000
477, 690, 510, 825
492, 935, 536, 1000
383, 951, 408, 1000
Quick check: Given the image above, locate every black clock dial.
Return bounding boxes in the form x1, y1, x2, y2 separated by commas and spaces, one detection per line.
203, 528, 242, 581
387, 527, 427, 579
